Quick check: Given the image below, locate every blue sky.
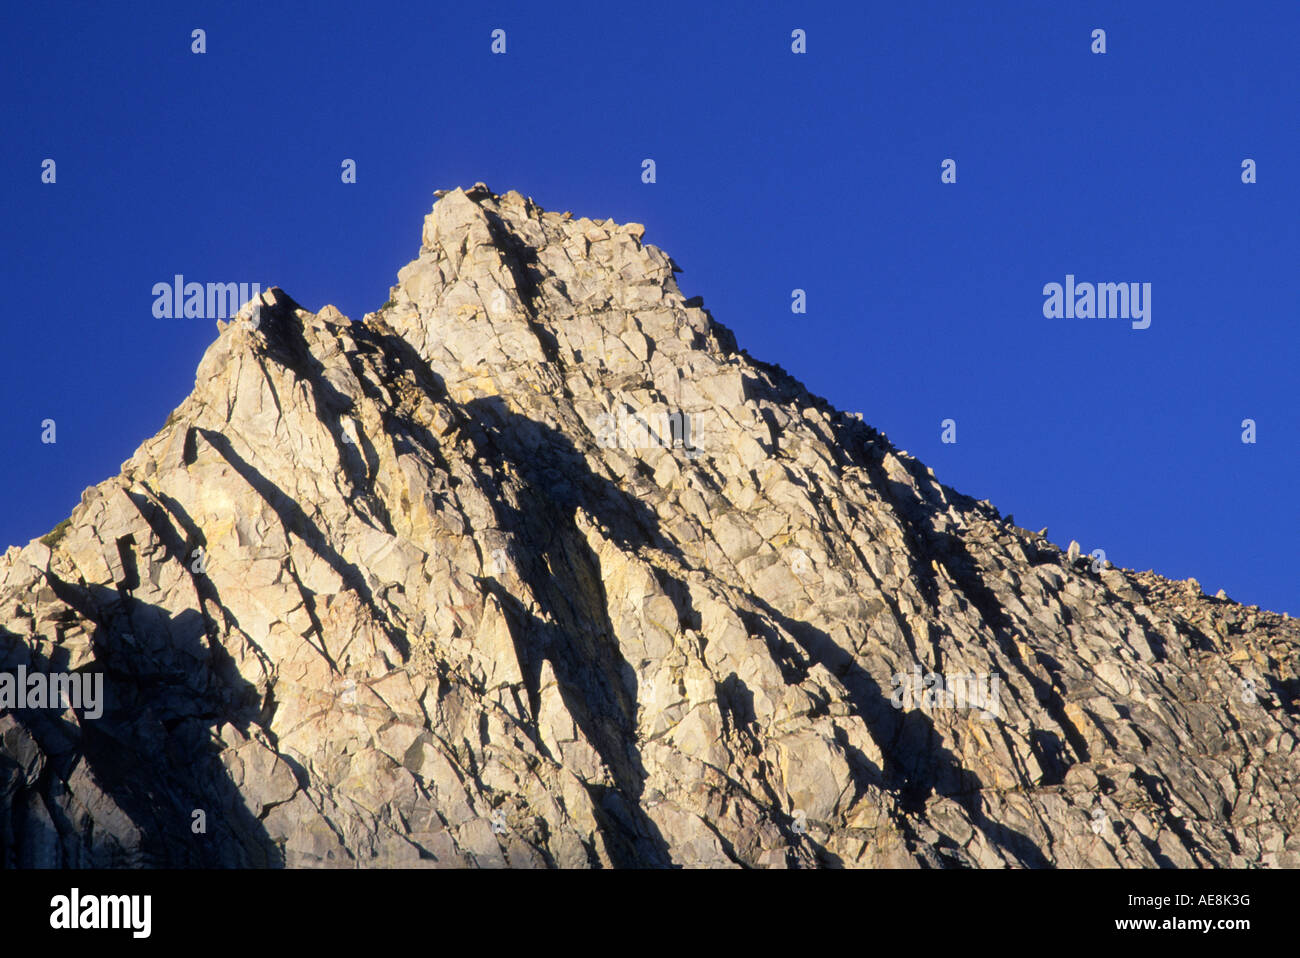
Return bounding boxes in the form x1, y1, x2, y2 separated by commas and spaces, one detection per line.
3, 1, 1296, 613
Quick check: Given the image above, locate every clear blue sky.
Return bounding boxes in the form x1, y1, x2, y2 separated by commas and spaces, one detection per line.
3, 1, 1296, 613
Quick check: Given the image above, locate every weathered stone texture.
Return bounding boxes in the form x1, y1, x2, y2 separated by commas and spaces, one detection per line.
2, 185, 1296, 868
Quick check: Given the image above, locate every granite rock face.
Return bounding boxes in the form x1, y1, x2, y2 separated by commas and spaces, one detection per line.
2, 185, 1296, 868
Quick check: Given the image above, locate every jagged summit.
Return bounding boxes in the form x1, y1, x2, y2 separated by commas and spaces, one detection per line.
1, 187, 1296, 868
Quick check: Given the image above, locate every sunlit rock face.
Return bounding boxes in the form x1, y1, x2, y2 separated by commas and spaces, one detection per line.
2, 185, 1296, 869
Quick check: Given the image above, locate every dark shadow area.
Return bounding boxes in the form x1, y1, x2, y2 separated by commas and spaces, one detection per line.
463, 393, 676, 867
0, 569, 280, 867
740, 590, 1051, 867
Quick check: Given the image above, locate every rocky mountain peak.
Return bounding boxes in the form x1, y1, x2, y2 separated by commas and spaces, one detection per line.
1, 187, 1296, 869
389, 182, 741, 413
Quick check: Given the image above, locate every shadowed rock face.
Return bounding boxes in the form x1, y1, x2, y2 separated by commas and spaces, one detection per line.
2, 184, 1296, 869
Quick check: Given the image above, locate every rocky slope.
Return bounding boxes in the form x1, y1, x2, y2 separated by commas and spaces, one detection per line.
2, 184, 1296, 868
